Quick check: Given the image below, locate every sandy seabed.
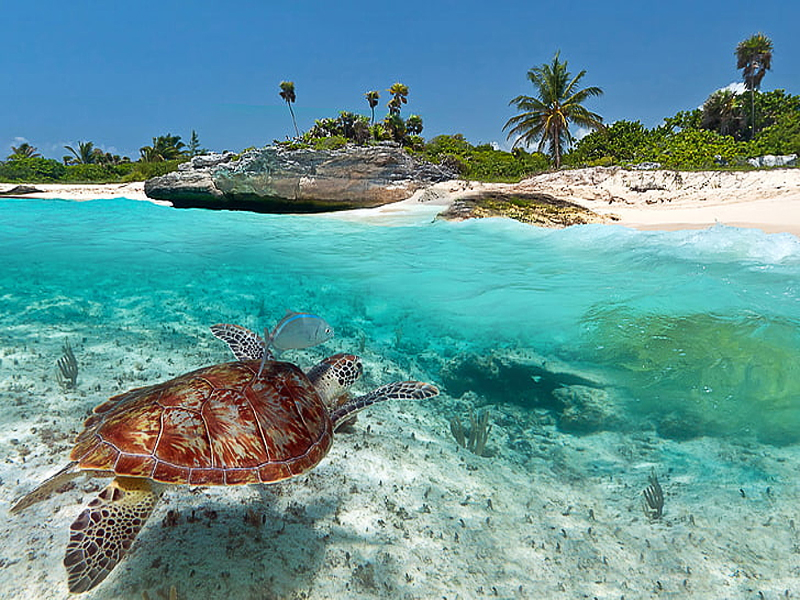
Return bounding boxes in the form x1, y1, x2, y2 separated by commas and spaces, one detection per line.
1, 308, 800, 599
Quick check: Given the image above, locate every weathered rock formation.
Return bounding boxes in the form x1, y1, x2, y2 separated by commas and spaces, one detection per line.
437, 191, 607, 227
0, 184, 44, 196
144, 144, 456, 213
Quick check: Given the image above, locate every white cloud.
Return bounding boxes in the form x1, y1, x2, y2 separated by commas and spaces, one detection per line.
696, 82, 748, 110
574, 126, 593, 141
720, 81, 747, 95
491, 140, 516, 152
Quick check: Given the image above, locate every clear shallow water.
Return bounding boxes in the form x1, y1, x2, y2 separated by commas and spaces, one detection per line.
2, 197, 799, 444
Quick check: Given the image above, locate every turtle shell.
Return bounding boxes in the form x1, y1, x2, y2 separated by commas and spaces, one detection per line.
70, 360, 333, 486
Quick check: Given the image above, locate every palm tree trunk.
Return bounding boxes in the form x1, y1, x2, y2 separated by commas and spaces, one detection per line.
287, 102, 300, 139
552, 123, 562, 168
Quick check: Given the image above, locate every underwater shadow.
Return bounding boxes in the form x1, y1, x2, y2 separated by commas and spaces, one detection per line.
101, 486, 338, 600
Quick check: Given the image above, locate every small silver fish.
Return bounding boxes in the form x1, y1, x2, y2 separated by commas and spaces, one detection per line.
268, 310, 334, 353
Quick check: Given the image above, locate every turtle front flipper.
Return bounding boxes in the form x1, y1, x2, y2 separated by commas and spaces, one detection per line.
330, 381, 439, 429
64, 476, 163, 594
210, 323, 272, 362
10, 461, 82, 514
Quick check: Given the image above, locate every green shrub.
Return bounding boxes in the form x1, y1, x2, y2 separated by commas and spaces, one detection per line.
568, 120, 652, 165
750, 111, 800, 156
646, 129, 746, 169
63, 164, 119, 183
120, 160, 185, 182
418, 135, 549, 182
0, 157, 67, 182
310, 135, 349, 151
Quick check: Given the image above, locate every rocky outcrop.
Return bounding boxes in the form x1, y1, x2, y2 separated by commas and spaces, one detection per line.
0, 184, 44, 196
144, 144, 456, 213
437, 191, 607, 227
747, 154, 797, 168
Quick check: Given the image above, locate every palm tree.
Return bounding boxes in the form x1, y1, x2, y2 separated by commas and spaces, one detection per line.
504, 52, 604, 168
701, 90, 743, 138
736, 33, 773, 138
188, 130, 203, 157
387, 83, 409, 116
365, 90, 380, 124
279, 81, 300, 138
405, 114, 423, 136
8, 142, 41, 160
64, 141, 99, 165
139, 134, 186, 162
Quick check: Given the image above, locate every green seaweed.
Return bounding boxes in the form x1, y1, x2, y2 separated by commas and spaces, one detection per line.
582, 307, 800, 444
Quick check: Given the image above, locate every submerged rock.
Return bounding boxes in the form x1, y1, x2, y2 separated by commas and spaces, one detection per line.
145, 144, 456, 213
439, 348, 619, 433
437, 191, 606, 227
552, 385, 626, 433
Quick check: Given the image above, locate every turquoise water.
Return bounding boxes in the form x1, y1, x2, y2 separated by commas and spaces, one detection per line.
2, 197, 799, 444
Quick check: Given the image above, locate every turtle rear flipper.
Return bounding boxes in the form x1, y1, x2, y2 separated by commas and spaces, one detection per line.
10, 461, 81, 514
331, 381, 439, 429
64, 477, 163, 594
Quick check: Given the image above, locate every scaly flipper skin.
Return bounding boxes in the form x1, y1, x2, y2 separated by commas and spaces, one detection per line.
210, 323, 271, 361
64, 477, 163, 594
10, 461, 82, 514
331, 381, 439, 428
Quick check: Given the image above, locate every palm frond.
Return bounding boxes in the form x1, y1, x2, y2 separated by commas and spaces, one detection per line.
505, 51, 603, 165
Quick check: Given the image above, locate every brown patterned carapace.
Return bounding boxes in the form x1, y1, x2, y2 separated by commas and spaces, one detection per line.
70, 360, 332, 486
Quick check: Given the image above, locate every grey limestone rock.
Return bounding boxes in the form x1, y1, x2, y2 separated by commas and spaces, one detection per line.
145, 145, 456, 213
747, 154, 797, 168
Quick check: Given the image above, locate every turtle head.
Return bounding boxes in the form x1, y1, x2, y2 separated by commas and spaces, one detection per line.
306, 353, 363, 408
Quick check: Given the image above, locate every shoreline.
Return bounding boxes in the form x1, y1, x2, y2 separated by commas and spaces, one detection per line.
3, 167, 800, 237
0, 181, 154, 203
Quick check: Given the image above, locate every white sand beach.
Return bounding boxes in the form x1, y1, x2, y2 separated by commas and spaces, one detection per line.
0, 182, 150, 202
508, 167, 800, 237
3, 167, 800, 236
329, 167, 800, 236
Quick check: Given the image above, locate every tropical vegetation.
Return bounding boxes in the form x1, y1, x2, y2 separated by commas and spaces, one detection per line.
8, 142, 41, 160
568, 87, 799, 169
0, 132, 199, 183
736, 33, 773, 138
279, 81, 300, 139
419, 134, 549, 182
2, 35, 797, 186
364, 90, 380, 124
504, 51, 604, 168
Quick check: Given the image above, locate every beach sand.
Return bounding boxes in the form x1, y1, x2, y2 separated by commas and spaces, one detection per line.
0, 182, 151, 203
516, 167, 800, 237
3, 168, 799, 236
294, 167, 800, 236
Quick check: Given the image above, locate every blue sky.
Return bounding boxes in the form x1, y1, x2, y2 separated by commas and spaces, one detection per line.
2, 0, 798, 160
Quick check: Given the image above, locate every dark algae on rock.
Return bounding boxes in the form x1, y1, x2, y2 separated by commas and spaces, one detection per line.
438, 191, 606, 227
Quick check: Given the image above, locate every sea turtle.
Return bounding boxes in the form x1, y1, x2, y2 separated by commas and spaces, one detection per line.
11, 324, 438, 593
